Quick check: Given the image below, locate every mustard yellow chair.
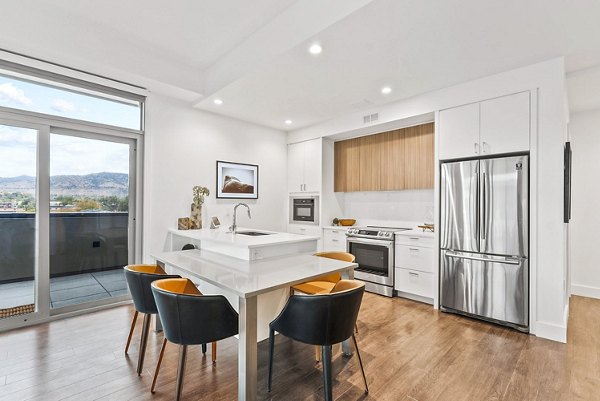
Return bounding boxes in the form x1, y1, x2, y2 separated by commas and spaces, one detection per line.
150, 278, 238, 399
291, 252, 355, 295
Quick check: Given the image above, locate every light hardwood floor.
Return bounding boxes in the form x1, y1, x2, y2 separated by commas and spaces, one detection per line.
0, 294, 598, 401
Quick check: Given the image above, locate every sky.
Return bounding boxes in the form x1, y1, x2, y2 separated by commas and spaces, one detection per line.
0, 76, 135, 177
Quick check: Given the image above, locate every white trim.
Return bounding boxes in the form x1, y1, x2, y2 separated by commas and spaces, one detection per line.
529, 88, 538, 336
571, 284, 600, 299
0, 49, 148, 97
535, 320, 567, 343
0, 300, 132, 333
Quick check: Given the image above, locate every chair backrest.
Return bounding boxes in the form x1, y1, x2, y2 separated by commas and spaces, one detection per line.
151, 278, 239, 346
271, 280, 365, 346
312, 252, 355, 283
124, 264, 179, 314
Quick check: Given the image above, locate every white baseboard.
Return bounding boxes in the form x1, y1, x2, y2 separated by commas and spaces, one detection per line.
571, 283, 600, 299
535, 320, 567, 343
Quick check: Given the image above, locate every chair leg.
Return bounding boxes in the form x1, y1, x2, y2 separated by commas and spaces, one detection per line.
212, 341, 217, 364
151, 338, 167, 393
267, 328, 275, 392
202, 343, 207, 354
125, 310, 139, 354
354, 323, 359, 334
137, 313, 151, 375
352, 334, 369, 394
314, 346, 322, 362
175, 345, 188, 401
322, 345, 333, 401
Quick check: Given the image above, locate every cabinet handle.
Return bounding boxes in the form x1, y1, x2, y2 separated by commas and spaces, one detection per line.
482, 142, 488, 153
332, 239, 339, 242
409, 248, 420, 251
331, 230, 338, 233
409, 272, 419, 277
409, 237, 420, 240
474, 142, 479, 154
299, 228, 306, 231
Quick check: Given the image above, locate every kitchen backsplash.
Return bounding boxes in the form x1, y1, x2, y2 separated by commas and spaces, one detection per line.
342, 190, 434, 223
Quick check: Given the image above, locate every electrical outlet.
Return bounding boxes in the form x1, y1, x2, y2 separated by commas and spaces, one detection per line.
92, 241, 100, 248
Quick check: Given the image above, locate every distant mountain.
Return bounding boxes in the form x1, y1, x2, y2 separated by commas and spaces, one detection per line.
0, 172, 128, 197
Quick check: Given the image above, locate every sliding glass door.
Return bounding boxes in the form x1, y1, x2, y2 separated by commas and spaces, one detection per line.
0, 120, 139, 329
48, 131, 134, 311
0, 122, 48, 323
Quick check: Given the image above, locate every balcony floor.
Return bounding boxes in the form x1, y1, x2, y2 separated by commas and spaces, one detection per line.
0, 269, 127, 311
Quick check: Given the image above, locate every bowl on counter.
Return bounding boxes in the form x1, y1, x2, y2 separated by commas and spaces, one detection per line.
338, 219, 356, 226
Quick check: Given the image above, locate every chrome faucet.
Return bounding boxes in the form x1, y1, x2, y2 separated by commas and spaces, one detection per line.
229, 203, 251, 233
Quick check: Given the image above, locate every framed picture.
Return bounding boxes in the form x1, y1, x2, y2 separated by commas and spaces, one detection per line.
216, 160, 259, 199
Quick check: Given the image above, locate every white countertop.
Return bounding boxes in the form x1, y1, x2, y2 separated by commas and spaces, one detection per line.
152, 249, 357, 298
169, 227, 320, 249
395, 228, 435, 237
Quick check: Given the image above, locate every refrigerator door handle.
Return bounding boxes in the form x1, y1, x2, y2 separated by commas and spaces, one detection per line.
473, 163, 480, 247
481, 171, 487, 240
445, 251, 521, 265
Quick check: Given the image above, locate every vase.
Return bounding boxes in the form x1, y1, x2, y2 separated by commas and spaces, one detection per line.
190, 203, 202, 229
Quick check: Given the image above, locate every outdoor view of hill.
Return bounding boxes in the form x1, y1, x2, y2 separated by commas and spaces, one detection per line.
0, 172, 128, 197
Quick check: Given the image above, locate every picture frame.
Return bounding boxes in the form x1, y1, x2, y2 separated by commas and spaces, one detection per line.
216, 160, 259, 199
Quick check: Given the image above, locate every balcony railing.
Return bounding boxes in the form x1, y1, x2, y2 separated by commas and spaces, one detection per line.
0, 212, 128, 284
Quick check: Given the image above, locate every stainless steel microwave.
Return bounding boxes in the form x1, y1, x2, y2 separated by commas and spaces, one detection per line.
289, 196, 319, 225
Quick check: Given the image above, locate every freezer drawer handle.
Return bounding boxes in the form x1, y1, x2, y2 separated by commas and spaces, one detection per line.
445, 251, 521, 265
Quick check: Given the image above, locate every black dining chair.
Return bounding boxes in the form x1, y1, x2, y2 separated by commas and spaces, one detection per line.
151, 278, 239, 401
123, 264, 180, 375
268, 279, 369, 401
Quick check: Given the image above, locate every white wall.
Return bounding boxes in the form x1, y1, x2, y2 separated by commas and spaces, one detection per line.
569, 109, 600, 299
289, 58, 569, 342
143, 94, 287, 261
341, 190, 434, 225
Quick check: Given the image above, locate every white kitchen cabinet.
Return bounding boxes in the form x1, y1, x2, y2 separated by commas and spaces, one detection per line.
438, 91, 530, 160
287, 223, 321, 237
394, 231, 434, 300
439, 102, 480, 160
288, 139, 322, 193
480, 92, 530, 155
394, 268, 434, 299
323, 227, 347, 252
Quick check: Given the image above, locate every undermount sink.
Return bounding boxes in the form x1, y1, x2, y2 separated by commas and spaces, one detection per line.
236, 231, 273, 236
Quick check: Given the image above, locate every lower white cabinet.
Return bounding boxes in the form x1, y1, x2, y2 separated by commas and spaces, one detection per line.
394, 268, 434, 299
394, 232, 435, 300
323, 227, 347, 252
287, 224, 321, 237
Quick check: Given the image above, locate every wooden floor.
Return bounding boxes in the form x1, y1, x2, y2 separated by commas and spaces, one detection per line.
0, 294, 599, 401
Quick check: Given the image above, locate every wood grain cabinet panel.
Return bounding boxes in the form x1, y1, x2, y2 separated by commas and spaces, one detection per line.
334, 123, 433, 192
359, 134, 381, 191
380, 129, 405, 190
334, 138, 360, 192
404, 123, 434, 189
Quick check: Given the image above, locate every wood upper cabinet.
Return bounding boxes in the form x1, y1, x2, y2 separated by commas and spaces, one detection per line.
380, 129, 405, 191
358, 134, 381, 191
334, 138, 360, 192
334, 122, 433, 192
404, 123, 434, 189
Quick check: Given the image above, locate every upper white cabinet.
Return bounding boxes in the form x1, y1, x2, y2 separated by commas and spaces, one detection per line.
480, 91, 530, 156
288, 139, 321, 193
439, 91, 530, 160
439, 103, 480, 160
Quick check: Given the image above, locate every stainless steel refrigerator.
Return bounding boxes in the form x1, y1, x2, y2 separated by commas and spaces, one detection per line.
440, 154, 529, 331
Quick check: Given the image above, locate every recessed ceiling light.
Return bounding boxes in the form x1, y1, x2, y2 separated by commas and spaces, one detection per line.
381, 86, 392, 95
284, 120, 293, 125
213, 98, 223, 105
308, 43, 322, 55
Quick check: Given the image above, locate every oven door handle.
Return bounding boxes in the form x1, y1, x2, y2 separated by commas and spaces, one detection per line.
346, 237, 394, 249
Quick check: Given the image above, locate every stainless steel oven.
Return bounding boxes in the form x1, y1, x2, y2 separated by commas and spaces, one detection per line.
289, 196, 319, 225
346, 227, 399, 297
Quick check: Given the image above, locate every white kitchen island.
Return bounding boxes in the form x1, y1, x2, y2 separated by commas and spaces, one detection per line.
168, 227, 320, 260
151, 248, 356, 401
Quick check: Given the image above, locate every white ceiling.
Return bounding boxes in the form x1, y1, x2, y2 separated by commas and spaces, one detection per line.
2, 0, 600, 130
